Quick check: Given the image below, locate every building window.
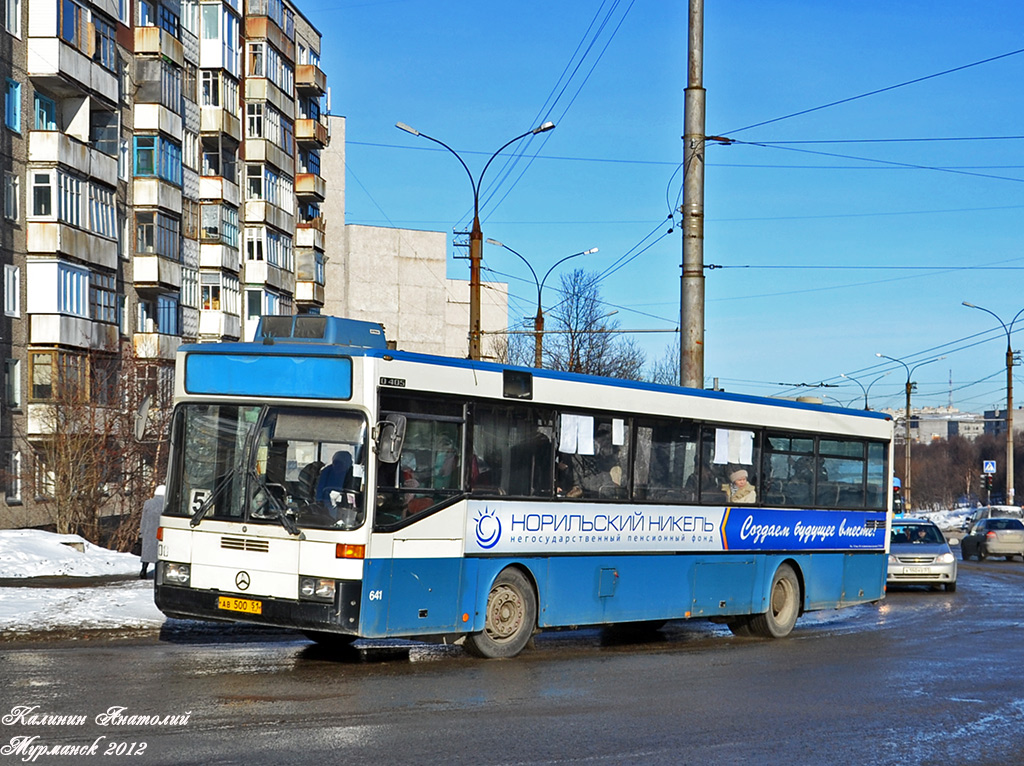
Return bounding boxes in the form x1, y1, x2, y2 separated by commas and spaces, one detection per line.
59, 0, 84, 49
201, 70, 219, 106
7, 451, 22, 505
200, 3, 217, 38
89, 271, 117, 323
35, 456, 55, 499
88, 184, 116, 239
135, 211, 181, 260
200, 203, 238, 248
245, 102, 261, 136
31, 172, 52, 217
58, 262, 88, 317
158, 4, 179, 37
29, 352, 53, 401
201, 271, 239, 313
93, 16, 117, 71
181, 267, 197, 309
5, 359, 21, 409
300, 148, 320, 176
90, 110, 118, 157
4, 264, 19, 317
57, 172, 81, 226
139, 294, 180, 334
5, 0, 20, 36
4, 79, 20, 132
34, 92, 56, 130
244, 228, 291, 270
133, 135, 183, 186
137, 0, 154, 25
3, 172, 17, 221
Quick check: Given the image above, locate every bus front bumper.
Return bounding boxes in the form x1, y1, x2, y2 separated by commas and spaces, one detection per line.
155, 580, 362, 635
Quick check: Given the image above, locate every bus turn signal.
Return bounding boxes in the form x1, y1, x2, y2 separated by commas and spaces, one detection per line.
336, 543, 365, 559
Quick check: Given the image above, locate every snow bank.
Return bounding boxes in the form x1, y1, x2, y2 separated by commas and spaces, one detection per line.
0, 529, 140, 578
914, 507, 974, 531
0, 580, 164, 633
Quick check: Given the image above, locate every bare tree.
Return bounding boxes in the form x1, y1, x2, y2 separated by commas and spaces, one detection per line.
23, 344, 172, 548
647, 337, 681, 386
542, 269, 645, 380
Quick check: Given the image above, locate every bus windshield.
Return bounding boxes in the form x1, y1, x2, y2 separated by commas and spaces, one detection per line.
167, 403, 368, 531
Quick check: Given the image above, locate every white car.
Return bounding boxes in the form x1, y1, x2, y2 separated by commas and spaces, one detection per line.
887, 519, 957, 592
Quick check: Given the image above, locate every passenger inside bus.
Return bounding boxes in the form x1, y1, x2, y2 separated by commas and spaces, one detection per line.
724, 468, 757, 504
316, 451, 354, 504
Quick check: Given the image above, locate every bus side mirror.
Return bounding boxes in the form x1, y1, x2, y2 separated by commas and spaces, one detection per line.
374, 414, 407, 464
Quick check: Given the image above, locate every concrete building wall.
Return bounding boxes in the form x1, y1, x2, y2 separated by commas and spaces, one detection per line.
321, 114, 508, 359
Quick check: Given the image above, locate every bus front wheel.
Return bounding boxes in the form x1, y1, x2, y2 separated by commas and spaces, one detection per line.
748, 563, 800, 639
464, 568, 537, 659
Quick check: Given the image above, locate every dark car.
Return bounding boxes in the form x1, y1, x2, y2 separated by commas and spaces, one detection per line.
960, 517, 1024, 561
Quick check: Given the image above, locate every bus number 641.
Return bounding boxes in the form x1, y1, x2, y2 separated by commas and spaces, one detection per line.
368, 590, 384, 601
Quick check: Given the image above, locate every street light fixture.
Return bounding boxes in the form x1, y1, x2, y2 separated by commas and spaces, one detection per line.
486, 239, 598, 368
875, 353, 945, 511
962, 302, 1024, 505
840, 372, 890, 410
396, 120, 556, 360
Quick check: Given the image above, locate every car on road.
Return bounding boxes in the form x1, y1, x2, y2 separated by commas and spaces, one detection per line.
960, 505, 1024, 531
960, 517, 1024, 561
887, 518, 957, 592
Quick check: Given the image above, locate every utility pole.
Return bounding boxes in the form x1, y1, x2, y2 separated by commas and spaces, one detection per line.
680, 0, 705, 389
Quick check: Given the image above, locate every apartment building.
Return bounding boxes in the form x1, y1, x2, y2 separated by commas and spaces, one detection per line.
1, 0, 328, 528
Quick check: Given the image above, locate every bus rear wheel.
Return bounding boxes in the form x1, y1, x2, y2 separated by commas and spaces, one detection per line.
464, 568, 536, 659
748, 563, 800, 639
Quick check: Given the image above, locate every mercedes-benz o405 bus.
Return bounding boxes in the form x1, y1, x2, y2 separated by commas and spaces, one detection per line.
154, 315, 894, 658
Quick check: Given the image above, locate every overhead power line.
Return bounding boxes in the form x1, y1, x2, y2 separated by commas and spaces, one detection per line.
724, 47, 1024, 135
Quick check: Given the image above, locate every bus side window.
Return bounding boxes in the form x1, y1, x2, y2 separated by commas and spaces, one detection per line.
633, 419, 697, 503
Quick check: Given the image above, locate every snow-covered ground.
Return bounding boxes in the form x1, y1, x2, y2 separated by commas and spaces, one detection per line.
0, 529, 165, 636
0, 508, 987, 638
914, 507, 974, 531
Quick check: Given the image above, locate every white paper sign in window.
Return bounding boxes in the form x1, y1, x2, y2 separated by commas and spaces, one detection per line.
713, 428, 754, 465
559, 414, 596, 455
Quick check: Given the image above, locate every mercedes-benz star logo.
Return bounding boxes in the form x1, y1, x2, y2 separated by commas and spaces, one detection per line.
235, 571, 251, 591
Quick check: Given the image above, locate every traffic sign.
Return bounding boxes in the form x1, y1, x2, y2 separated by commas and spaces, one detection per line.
983, 460, 997, 474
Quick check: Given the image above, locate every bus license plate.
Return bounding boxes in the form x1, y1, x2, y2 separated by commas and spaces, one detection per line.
218, 596, 262, 615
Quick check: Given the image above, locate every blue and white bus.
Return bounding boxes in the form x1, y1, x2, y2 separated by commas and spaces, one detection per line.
154, 315, 894, 658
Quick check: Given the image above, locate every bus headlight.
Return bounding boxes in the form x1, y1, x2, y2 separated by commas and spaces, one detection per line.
299, 577, 336, 602
163, 562, 191, 586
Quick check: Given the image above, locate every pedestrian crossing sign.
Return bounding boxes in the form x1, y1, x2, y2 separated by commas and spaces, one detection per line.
983, 460, 997, 474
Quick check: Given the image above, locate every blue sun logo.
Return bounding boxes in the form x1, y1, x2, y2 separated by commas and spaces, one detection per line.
474, 508, 501, 549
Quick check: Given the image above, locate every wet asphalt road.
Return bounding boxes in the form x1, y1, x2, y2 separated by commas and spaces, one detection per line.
2, 559, 1023, 766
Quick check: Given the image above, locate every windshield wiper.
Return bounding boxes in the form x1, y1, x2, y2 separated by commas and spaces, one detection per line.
190, 473, 233, 528
250, 470, 305, 539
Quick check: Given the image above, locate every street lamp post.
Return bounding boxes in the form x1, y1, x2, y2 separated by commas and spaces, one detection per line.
962, 302, 1024, 506
396, 121, 556, 360
486, 239, 598, 368
840, 372, 890, 410
875, 353, 945, 511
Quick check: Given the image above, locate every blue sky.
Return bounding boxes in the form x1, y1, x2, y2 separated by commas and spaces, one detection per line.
300, 0, 1024, 414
